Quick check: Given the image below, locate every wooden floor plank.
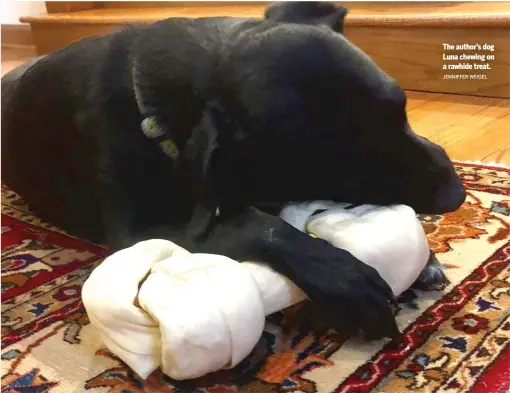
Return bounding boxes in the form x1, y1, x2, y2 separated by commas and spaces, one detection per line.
407, 99, 460, 139
408, 95, 509, 147
405, 92, 510, 166
405, 91, 443, 111
482, 144, 510, 167
439, 100, 510, 148
407, 94, 508, 142
498, 147, 510, 167
442, 114, 510, 162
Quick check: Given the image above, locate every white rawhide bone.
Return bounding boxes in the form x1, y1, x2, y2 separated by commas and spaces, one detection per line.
82, 202, 430, 381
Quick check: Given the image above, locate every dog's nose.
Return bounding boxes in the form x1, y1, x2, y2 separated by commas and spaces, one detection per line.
433, 180, 466, 213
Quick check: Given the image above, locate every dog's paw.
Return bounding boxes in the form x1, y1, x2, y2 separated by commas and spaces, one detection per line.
412, 252, 449, 291
299, 245, 401, 340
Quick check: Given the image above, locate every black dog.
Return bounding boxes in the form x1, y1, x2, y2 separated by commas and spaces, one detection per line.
1, 2, 465, 340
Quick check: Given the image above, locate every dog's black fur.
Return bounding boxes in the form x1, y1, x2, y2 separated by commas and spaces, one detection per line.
2, 2, 465, 340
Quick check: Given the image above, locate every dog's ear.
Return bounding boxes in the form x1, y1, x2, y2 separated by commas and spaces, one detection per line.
265, 2, 348, 34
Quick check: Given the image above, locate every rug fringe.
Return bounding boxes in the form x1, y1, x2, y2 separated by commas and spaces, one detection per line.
454, 160, 510, 169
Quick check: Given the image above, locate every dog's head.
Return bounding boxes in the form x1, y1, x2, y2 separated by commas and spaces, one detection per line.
186, 2, 465, 226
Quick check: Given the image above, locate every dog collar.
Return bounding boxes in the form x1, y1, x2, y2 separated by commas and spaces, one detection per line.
140, 116, 180, 160
133, 62, 180, 161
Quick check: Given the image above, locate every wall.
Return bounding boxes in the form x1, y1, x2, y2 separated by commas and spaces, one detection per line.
1, 1, 47, 25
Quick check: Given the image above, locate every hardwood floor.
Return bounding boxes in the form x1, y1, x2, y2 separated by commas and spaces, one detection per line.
406, 91, 510, 166
2, 47, 509, 166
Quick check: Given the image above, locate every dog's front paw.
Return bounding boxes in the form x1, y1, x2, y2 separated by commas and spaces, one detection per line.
300, 246, 401, 340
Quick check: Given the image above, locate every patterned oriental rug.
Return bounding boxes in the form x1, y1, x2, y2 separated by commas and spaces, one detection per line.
1, 162, 509, 393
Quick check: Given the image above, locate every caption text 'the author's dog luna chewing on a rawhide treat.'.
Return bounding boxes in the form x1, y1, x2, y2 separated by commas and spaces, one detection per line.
442, 43, 495, 80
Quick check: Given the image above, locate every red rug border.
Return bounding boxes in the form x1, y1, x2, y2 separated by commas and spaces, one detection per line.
334, 243, 510, 393
1, 214, 108, 254
453, 161, 510, 172
2, 215, 109, 300
471, 343, 510, 393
